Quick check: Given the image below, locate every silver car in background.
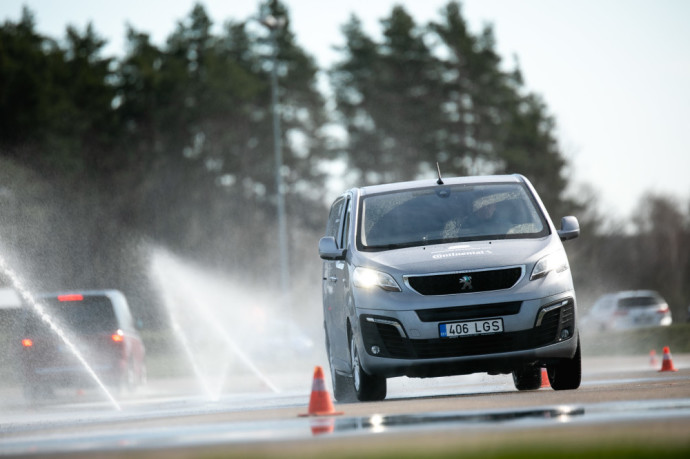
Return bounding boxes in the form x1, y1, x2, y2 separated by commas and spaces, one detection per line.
319, 174, 581, 401
582, 290, 672, 331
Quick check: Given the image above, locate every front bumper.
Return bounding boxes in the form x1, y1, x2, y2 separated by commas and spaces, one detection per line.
355, 294, 578, 378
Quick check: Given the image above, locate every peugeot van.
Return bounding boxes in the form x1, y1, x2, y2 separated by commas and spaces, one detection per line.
319, 174, 581, 401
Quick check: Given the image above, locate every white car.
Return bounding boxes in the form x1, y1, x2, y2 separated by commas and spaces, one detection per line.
582, 290, 672, 331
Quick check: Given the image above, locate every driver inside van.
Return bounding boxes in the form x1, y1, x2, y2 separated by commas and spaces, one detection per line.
464, 195, 510, 235
442, 193, 509, 238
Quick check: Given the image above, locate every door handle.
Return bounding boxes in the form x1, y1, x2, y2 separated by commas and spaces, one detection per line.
329, 276, 338, 283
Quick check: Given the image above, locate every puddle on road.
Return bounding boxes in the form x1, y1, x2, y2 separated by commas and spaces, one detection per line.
310, 399, 690, 436
310, 405, 585, 435
7, 398, 689, 439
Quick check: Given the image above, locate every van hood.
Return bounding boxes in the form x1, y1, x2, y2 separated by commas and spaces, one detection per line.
355, 238, 557, 275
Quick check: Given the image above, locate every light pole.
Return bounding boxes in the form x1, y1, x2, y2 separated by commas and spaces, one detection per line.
261, 15, 290, 310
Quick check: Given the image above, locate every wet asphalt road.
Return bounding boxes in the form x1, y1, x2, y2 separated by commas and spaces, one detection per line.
1, 354, 689, 457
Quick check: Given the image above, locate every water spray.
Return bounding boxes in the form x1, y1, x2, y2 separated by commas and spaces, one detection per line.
0, 254, 122, 411
155, 277, 221, 400
188, 293, 281, 394
150, 248, 281, 400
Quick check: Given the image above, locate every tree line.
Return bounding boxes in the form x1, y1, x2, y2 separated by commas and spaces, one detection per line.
0, 1, 688, 324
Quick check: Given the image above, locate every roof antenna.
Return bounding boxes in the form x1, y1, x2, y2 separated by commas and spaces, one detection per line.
436, 162, 444, 185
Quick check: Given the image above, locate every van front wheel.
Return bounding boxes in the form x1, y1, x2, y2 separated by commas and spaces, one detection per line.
350, 334, 386, 401
512, 363, 542, 390
548, 338, 582, 390
326, 330, 355, 402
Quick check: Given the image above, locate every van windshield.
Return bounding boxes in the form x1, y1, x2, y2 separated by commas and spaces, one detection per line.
358, 183, 548, 250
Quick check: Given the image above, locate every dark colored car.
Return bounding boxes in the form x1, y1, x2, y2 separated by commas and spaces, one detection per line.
19, 290, 146, 400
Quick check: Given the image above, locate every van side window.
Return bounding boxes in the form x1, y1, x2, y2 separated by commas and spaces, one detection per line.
326, 198, 346, 241
341, 201, 351, 249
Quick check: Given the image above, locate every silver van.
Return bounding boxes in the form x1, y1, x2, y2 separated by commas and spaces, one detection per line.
319, 175, 581, 401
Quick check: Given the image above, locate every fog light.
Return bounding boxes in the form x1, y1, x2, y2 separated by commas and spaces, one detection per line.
371, 345, 381, 355
560, 328, 571, 339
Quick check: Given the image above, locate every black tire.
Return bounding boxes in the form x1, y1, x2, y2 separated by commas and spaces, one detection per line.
138, 362, 148, 387
126, 359, 136, 390
325, 328, 355, 402
349, 333, 386, 401
512, 363, 542, 390
548, 338, 582, 390
116, 359, 136, 394
330, 362, 355, 402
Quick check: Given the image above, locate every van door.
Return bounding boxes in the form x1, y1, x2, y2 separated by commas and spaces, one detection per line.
322, 195, 352, 371
322, 197, 346, 311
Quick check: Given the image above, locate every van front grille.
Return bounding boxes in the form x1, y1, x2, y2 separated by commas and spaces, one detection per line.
406, 267, 522, 295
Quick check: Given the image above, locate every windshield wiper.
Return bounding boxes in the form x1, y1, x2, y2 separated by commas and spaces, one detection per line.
365, 239, 433, 250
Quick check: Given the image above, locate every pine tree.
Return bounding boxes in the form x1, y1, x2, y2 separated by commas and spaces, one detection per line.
331, 1, 573, 216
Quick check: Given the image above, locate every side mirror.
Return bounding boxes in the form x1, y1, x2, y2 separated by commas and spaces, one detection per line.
558, 216, 580, 241
319, 236, 346, 260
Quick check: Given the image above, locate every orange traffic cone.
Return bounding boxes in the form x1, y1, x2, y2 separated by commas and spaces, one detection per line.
659, 346, 678, 372
298, 366, 344, 417
540, 368, 550, 388
649, 350, 659, 368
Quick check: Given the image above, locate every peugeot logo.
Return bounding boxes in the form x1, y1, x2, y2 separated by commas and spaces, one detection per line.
459, 275, 473, 290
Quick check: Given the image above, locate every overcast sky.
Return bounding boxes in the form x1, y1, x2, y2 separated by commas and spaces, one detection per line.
2, 0, 689, 221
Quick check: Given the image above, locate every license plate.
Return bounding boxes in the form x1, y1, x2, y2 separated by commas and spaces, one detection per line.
440, 318, 503, 338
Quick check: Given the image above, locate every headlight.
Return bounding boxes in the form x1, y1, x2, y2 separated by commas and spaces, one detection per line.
353, 267, 401, 292
531, 250, 569, 280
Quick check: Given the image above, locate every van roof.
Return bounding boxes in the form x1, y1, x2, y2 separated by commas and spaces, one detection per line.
356, 174, 526, 197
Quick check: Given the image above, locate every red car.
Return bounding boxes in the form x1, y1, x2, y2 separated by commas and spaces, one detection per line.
19, 290, 146, 401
